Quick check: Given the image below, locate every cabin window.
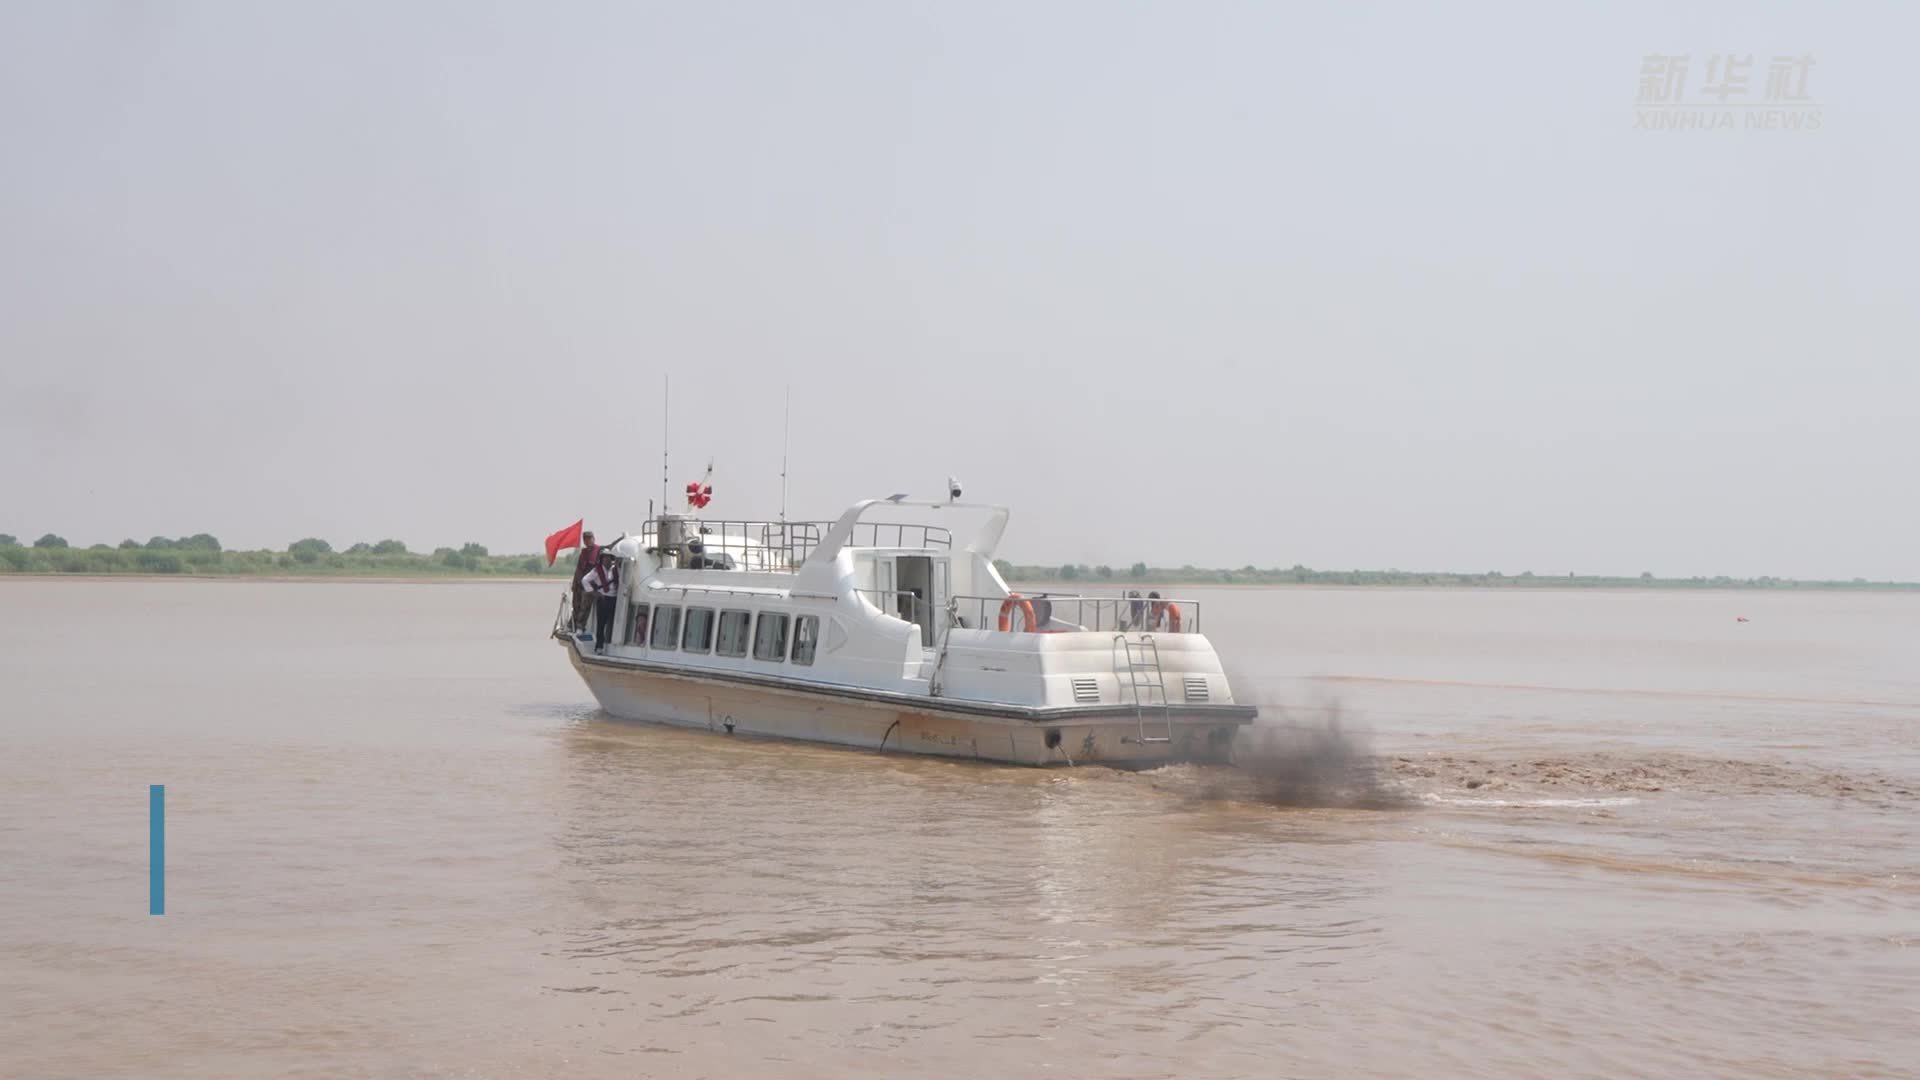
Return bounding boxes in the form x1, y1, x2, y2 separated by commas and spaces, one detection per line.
682, 607, 714, 653
649, 605, 682, 651
627, 604, 650, 646
752, 612, 789, 662
791, 615, 819, 666
716, 609, 752, 657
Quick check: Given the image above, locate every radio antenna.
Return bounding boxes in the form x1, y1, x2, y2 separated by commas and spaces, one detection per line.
779, 385, 791, 525
660, 374, 670, 514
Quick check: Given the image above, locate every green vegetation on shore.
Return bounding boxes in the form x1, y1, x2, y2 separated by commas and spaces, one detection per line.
0, 533, 567, 578
2, 532, 1910, 589
993, 560, 1918, 591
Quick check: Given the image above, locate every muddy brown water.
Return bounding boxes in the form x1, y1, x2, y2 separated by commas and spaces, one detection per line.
2, 579, 1916, 1078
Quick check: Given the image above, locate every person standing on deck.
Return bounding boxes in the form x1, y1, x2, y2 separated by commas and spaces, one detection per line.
580, 549, 621, 653
570, 530, 600, 630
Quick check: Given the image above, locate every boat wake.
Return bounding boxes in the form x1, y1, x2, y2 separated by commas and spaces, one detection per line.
1419, 793, 1642, 809
1161, 682, 1918, 814
1218, 699, 1416, 810
1390, 751, 1918, 805
1179, 731, 1915, 815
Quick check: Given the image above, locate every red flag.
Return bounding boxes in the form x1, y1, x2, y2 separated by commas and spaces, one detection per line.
544, 519, 583, 567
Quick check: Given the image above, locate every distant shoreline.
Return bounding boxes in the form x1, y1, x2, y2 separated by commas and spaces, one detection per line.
1005, 576, 1920, 592
5, 571, 1916, 593
1011, 581, 1917, 593
4, 540, 1913, 591
0, 537, 572, 581
0, 572, 558, 585
997, 562, 1919, 592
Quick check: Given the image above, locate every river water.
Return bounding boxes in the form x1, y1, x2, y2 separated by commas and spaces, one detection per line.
1, 579, 1915, 1078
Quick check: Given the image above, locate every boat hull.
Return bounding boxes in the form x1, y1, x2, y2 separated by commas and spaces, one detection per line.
564, 645, 1248, 768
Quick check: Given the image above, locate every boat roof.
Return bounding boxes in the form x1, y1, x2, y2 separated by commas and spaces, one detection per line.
813, 499, 1008, 561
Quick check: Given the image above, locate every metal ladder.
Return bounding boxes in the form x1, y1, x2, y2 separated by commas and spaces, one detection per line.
1114, 634, 1173, 744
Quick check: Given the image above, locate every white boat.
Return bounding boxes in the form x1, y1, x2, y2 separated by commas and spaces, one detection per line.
553, 497, 1256, 767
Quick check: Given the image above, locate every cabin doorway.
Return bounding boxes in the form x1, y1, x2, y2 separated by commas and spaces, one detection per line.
895, 555, 935, 646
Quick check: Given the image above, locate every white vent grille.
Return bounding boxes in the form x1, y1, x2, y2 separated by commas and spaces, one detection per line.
1183, 676, 1210, 702
1071, 677, 1101, 703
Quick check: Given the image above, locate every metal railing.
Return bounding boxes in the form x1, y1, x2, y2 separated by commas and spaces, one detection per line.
947, 593, 1202, 634
855, 588, 935, 621
635, 518, 954, 572
640, 519, 826, 571
846, 522, 952, 551
854, 588, 937, 645
853, 589, 1202, 635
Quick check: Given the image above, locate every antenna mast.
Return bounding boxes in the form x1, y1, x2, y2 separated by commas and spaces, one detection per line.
779, 385, 791, 525
660, 374, 670, 515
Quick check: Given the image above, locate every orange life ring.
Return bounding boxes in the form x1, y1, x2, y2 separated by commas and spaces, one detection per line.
997, 593, 1037, 632
1149, 600, 1182, 632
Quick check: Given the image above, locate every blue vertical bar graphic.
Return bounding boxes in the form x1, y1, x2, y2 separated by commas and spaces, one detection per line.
150, 785, 165, 915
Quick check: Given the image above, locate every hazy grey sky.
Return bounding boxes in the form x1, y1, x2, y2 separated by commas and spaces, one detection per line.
2, 2, 1914, 579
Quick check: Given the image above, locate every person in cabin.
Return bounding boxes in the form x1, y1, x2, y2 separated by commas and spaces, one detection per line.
686, 537, 722, 570
581, 549, 621, 653
570, 530, 600, 630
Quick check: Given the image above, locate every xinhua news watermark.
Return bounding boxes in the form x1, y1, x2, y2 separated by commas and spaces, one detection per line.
1635, 53, 1822, 132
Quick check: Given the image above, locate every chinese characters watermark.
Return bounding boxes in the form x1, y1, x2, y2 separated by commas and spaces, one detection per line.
1635, 53, 1821, 131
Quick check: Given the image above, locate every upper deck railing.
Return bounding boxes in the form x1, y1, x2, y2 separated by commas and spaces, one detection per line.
640, 519, 825, 571
848, 522, 952, 551
639, 517, 955, 573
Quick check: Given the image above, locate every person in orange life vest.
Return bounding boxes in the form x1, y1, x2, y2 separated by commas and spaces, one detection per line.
580, 549, 621, 653
570, 530, 600, 630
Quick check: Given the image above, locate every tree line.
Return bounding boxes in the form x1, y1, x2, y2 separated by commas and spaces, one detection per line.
992, 559, 1916, 591
0, 533, 566, 577
4, 532, 1907, 589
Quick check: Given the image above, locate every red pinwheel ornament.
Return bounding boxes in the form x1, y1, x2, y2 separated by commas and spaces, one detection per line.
684, 461, 716, 511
